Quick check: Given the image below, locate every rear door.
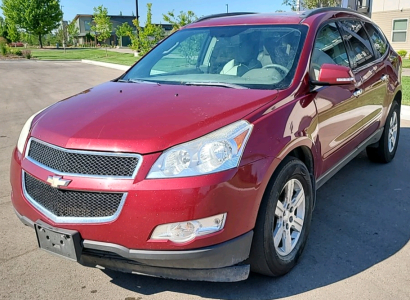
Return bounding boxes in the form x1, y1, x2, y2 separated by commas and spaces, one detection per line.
338, 19, 386, 134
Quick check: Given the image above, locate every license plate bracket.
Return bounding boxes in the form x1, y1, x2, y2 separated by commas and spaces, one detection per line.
35, 220, 82, 262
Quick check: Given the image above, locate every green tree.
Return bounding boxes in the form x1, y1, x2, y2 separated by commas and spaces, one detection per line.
115, 22, 133, 47
130, 3, 164, 56
7, 22, 20, 45
67, 20, 79, 45
282, 0, 340, 10
91, 5, 112, 55
0, 16, 10, 42
1, 0, 63, 48
163, 10, 198, 32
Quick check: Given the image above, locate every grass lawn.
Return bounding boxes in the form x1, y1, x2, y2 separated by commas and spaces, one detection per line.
402, 59, 410, 68
31, 48, 138, 66
402, 76, 410, 106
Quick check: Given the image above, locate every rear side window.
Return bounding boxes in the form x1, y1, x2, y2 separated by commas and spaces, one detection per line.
339, 20, 375, 69
310, 22, 349, 80
364, 22, 388, 57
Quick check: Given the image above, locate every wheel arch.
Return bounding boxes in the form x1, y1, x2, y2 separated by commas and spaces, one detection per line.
394, 90, 402, 106
257, 140, 318, 218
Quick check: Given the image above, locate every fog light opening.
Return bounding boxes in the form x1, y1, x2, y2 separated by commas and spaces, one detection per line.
150, 213, 227, 243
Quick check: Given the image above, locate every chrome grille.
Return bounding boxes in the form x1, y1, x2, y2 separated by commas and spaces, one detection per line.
23, 172, 125, 221
27, 139, 141, 178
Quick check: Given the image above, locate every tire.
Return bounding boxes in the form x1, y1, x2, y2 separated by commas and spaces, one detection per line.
366, 101, 400, 163
249, 157, 314, 277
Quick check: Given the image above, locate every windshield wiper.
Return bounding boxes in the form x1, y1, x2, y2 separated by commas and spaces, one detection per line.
118, 78, 159, 85
185, 82, 248, 89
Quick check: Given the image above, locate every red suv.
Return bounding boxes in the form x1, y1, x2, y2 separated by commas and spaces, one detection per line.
11, 8, 401, 282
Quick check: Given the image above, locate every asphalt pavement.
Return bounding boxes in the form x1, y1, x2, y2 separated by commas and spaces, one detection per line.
0, 60, 409, 300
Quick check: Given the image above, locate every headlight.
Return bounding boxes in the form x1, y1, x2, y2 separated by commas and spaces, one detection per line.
147, 120, 253, 178
150, 213, 227, 243
17, 107, 49, 154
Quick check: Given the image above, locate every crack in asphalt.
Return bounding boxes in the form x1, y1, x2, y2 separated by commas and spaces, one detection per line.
0, 248, 38, 265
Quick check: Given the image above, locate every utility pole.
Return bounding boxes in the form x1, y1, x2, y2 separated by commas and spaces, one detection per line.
136, 0, 139, 37
61, 5, 66, 53
136, 0, 139, 21
226, 4, 229, 13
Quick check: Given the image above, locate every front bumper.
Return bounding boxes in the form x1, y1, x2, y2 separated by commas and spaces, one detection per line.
15, 210, 253, 282
11, 147, 276, 250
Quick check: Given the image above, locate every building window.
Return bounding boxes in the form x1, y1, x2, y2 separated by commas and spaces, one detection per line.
84, 21, 91, 32
392, 19, 408, 42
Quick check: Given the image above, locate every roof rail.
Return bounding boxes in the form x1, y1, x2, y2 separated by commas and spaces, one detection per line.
299, 7, 359, 19
195, 12, 257, 23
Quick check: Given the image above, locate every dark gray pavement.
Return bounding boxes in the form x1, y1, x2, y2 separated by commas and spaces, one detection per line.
0, 61, 409, 300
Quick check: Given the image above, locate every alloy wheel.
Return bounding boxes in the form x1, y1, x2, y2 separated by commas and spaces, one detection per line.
273, 179, 305, 256
388, 111, 398, 153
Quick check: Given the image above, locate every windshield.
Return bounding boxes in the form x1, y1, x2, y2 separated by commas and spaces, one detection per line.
121, 25, 308, 90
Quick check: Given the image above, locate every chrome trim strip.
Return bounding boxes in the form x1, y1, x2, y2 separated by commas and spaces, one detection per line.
25, 137, 143, 179
22, 171, 128, 224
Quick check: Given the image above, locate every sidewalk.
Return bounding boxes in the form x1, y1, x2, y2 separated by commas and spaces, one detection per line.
106, 48, 135, 54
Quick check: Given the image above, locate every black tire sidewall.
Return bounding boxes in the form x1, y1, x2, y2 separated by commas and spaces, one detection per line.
381, 102, 400, 162
260, 158, 313, 275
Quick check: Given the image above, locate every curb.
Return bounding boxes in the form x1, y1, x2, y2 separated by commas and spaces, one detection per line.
81, 60, 130, 71
401, 105, 410, 121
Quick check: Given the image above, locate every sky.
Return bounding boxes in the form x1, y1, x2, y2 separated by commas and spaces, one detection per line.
1, 0, 290, 24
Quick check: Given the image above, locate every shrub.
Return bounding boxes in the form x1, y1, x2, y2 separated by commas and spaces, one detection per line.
22, 50, 32, 59
397, 50, 407, 58
0, 37, 8, 56
14, 49, 23, 56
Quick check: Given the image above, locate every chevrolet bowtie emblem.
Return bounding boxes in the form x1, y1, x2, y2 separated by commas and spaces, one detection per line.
46, 175, 71, 188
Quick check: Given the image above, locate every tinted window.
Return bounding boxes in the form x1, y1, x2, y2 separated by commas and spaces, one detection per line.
364, 22, 388, 57
310, 22, 349, 80
339, 20, 375, 68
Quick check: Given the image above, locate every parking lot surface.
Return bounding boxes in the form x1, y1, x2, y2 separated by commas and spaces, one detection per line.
1, 61, 409, 300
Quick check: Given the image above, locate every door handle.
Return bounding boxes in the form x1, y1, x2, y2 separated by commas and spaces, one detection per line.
381, 75, 389, 82
353, 89, 363, 97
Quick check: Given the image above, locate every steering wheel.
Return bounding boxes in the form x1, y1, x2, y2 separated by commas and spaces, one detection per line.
262, 64, 290, 74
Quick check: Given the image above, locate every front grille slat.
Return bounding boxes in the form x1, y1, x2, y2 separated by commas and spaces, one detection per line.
24, 173, 124, 218
27, 139, 140, 178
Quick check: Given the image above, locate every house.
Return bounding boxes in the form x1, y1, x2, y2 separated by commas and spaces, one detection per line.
370, 0, 410, 54
343, 0, 410, 54
72, 14, 173, 46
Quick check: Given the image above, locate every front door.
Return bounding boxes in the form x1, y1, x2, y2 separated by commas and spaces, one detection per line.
311, 22, 363, 175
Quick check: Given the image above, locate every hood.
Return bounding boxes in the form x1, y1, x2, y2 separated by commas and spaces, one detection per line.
31, 82, 277, 154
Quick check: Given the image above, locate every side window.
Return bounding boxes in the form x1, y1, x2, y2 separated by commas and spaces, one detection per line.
339, 20, 375, 68
310, 22, 349, 80
364, 22, 388, 57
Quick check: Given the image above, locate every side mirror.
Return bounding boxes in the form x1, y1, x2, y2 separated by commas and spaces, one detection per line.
311, 64, 356, 86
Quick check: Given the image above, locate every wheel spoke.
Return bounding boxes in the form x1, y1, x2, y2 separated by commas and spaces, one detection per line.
292, 216, 304, 232
285, 180, 294, 204
292, 188, 305, 209
273, 225, 283, 247
284, 229, 292, 253
275, 201, 285, 217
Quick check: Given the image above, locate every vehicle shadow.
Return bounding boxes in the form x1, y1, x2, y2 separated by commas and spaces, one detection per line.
101, 126, 410, 300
